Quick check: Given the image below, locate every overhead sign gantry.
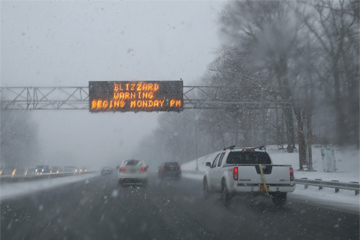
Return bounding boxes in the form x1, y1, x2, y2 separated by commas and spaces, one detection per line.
89, 81, 183, 112
0, 83, 289, 110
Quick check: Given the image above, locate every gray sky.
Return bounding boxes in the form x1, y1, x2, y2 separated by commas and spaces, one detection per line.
1, 0, 224, 170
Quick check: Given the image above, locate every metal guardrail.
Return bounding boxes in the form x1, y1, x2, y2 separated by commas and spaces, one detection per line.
0, 171, 96, 184
182, 170, 360, 196
294, 178, 360, 196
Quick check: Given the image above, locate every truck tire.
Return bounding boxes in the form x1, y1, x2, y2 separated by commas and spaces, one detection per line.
203, 178, 210, 198
221, 180, 230, 206
143, 179, 148, 188
118, 180, 125, 188
272, 192, 287, 208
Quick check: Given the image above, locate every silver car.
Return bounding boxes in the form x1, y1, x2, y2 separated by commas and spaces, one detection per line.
118, 159, 148, 188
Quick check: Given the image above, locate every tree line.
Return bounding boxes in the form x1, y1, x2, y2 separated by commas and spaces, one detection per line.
0, 109, 39, 171
135, 0, 359, 169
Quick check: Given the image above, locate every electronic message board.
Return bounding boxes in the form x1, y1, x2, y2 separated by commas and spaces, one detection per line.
89, 81, 183, 112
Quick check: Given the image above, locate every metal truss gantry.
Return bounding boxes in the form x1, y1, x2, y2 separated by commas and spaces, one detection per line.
0, 86, 289, 110
0, 87, 89, 110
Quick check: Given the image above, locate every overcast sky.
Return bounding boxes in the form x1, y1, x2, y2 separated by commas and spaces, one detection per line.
1, 0, 224, 169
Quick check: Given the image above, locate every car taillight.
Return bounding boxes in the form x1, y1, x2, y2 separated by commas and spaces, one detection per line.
179, 167, 181, 171
290, 167, 294, 181
141, 167, 147, 172
119, 167, 125, 172
162, 167, 165, 171
233, 167, 238, 180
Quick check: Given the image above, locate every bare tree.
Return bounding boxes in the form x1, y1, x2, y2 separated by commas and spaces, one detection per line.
0, 109, 38, 170
219, 0, 305, 153
299, 0, 359, 147
198, 48, 270, 148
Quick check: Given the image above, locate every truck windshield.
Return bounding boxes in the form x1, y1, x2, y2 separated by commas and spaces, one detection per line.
226, 152, 271, 164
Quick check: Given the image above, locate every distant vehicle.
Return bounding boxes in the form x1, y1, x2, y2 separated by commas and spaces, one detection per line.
158, 162, 182, 180
25, 168, 35, 176
101, 167, 113, 175
80, 167, 88, 173
0, 166, 19, 176
0, 166, 27, 176
63, 166, 78, 174
51, 166, 62, 173
118, 159, 148, 187
35, 165, 51, 174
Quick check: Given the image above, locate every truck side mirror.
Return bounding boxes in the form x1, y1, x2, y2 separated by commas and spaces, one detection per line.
206, 162, 211, 167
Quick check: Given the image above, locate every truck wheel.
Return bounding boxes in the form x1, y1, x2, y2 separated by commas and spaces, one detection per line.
143, 179, 148, 188
221, 181, 230, 206
203, 178, 210, 198
118, 180, 124, 188
272, 193, 287, 208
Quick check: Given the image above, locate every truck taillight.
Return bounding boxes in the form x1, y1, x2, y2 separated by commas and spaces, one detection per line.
233, 167, 238, 180
243, 149, 255, 151
162, 167, 165, 171
290, 167, 294, 181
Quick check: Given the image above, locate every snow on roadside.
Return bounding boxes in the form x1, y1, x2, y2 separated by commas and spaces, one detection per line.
182, 151, 220, 172
289, 184, 359, 213
181, 146, 360, 213
182, 145, 360, 182
267, 145, 359, 183
0, 172, 99, 201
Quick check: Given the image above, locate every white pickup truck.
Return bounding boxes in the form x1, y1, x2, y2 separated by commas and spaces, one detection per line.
203, 146, 295, 207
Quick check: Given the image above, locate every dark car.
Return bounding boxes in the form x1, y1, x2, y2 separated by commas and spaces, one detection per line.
158, 162, 182, 180
35, 165, 51, 174
101, 167, 113, 175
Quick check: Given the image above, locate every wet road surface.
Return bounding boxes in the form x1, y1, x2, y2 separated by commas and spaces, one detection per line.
1, 173, 359, 240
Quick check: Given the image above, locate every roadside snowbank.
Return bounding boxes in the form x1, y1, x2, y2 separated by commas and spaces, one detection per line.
181, 146, 360, 213
0, 172, 99, 201
182, 145, 359, 182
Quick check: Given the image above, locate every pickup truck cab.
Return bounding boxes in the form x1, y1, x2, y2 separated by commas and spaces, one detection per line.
203, 146, 295, 207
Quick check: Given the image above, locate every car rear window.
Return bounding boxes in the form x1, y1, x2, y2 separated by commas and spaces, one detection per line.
226, 152, 271, 164
126, 160, 140, 166
165, 162, 179, 166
